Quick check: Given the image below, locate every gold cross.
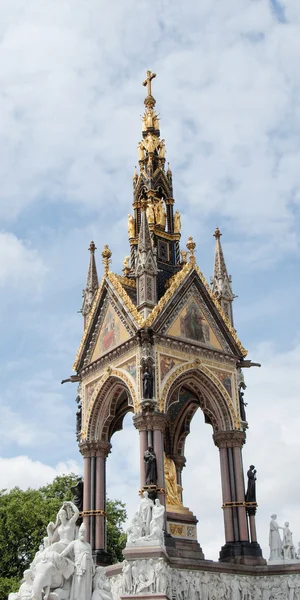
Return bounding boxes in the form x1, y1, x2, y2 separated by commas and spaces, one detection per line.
143, 70, 156, 96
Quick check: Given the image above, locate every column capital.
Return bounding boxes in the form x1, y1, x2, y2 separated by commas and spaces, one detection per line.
79, 440, 111, 458
133, 411, 167, 432
213, 430, 246, 449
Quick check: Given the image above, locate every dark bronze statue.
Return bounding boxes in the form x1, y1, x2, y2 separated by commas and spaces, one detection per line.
71, 477, 84, 525
245, 465, 256, 503
144, 446, 157, 485
142, 367, 153, 399
76, 396, 82, 441
239, 389, 248, 422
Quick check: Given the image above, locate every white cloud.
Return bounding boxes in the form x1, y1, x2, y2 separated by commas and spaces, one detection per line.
0, 232, 47, 290
0, 455, 82, 492
0, 0, 298, 264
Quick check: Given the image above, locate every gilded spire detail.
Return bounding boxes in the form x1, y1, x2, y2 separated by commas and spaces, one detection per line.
101, 244, 112, 276
211, 227, 235, 326
81, 241, 99, 325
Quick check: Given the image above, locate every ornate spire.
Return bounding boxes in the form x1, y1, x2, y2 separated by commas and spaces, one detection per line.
128, 71, 181, 299
135, 201, 157, 318
81, 241, 99, 326
211, 227, 236, 326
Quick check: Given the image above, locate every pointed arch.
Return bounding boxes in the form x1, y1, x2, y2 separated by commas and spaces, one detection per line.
161, 361, 237, 457
86, 369, 137, 443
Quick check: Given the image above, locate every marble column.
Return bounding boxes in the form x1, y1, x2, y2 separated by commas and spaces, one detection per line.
219, 446, 235, 543
80, 443, 92, 540
95, 441, 111, 559
233, 446, 249, 542
249, 514, 257, 543
173, 455, 186, 503
139, 429, 148, 489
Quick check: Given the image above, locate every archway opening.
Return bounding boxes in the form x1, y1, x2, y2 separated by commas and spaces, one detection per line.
106, 410, 139, 528
183, 408, 223, 560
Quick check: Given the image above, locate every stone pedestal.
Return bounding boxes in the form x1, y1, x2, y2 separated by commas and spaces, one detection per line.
166, 509, 205, 561
219, 541, 266, 566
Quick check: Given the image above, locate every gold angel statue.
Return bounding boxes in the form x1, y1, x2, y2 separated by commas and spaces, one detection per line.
164, 455, 182, 507
128, 214, 135, 238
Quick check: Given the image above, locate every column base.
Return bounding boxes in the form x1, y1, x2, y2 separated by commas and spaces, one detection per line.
219, 541, 266, 565
93, 548, 111, 566
165, 510, 205, 561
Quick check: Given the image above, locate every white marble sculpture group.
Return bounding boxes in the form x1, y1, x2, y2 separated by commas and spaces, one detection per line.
126, 491, 165, 547
9, 501, 112, 600
269, 514, 298, 563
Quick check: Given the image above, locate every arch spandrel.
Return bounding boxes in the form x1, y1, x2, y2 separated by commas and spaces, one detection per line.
82, 369, 137, 443
160, 360, 239, 433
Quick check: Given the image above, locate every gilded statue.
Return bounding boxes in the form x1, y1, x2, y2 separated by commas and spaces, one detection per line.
145, 110, 153, 128
174, 210, 181, 233
164, 455, 182, 507
138, 142, 145, 161
153, 114, 160, 130
146, 202, 155, 224
123, 256, 130, 275
144, 133, 156, 153
128, 214, 135, 238
155, 199, 166, 229
158, 139, 166, 159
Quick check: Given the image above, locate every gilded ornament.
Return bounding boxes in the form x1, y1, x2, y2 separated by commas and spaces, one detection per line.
142, 70, 156, 97
174, 210, 181, 233
101, 244, 112, 276
128, 214, 135, 238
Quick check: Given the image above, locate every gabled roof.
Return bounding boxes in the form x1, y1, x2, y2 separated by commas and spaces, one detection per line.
73, 271, 143, 372
73, 259, 247, 372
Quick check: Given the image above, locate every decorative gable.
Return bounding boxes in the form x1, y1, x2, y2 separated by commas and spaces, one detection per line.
167, 295, 223, 351
90, 303, 131, 363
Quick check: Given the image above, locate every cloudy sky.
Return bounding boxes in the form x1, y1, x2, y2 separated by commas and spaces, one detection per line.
1, 0, 300, 562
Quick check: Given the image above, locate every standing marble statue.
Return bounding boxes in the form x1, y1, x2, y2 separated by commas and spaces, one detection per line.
61, 523, 94, 600
144, 446, 157, 485
139, 491, 154, 535
245, 465, 256, 503
269, 514, 283, 561
283, 522, 295, 560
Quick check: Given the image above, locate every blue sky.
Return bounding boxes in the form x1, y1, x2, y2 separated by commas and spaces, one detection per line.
1, 0, 300, 560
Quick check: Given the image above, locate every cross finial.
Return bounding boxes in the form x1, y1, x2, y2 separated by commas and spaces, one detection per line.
143, 70, 156, 97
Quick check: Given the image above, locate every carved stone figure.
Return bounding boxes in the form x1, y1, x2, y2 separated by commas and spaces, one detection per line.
283, 522, 295, 560
245, 465, 256, 503
9, 570, 34, 600
126, 514, 143, 543
136, 573, 154, 594
47, 501, 79, 553
61, 523, 94, 600
164, 455, 182, 507
231, 576, 241, 600
174, 210, 181, 233
31, 551, 74, 600
122, 561, 132, 594
155, 558, 167, 593
269, 515, 283, 561
142, 366, 153, 399
155, 199, 165, 227
144, 447, 157, 485
149, 499, 165, 536
128, 214, 135, 238
138, 491, 154, 535
92, 567, 113, 600
131, 562, 139, 595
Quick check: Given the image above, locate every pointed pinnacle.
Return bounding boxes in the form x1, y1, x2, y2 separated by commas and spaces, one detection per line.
213, 227, 222, 240
89, 240, 97, 253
